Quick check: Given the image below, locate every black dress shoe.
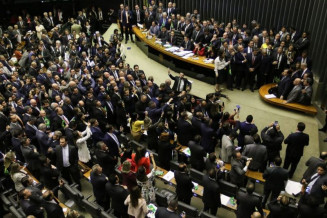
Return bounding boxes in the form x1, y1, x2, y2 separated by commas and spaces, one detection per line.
131, 39, 135, 43
125, 40, 128, 44
242, 88, 245, 91
251, 88, 254, 92
319, 128, 326, 132
324, 138, 327, 142
236, 87, 240, 90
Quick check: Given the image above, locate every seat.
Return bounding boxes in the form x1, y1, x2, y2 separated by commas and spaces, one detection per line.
155, 190, 168, 207
100, 210, 116, 218
61, 183, 84, 205
200, 211, 217, 218
190, 168, 204, 185
177, 201, 199, 218
9, 206, 25, 218
80, 198, 102, 218
218, 179, 238, 197
238, 188, 263, 202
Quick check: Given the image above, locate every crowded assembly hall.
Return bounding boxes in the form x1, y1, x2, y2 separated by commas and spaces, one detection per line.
0, 0, 327, 218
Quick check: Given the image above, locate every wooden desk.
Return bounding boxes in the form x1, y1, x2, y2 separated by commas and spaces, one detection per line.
259, 83, 317, 115
175, 145, 265, 182
133, 27, 215, 70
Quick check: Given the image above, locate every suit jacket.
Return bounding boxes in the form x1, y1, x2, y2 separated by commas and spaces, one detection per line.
103, 131, 121, 157
39, 164, 59, 190
133, 10, 144, 24
246, 53, 262, 72
54, 144, 79, 171
189, 140, 206, 171
21, 145, 40, 171
155, 207, 180, 218
294, 37, 309, 52
51, 114, 65, 133
200, 123, 216, 153
272, 53, 287, 70
157, 30, 169, 42
90, 126, 105, 145
230, 157, 247, 186
174, 170, 193, 200
20, 198, 44, 218
285, 131, 309, 158
177, 119, 194, 146
236, 191, 263, 218
105, 183, 129, 214
43, 201, 65, 218
303, 157, 324, 181
167, 34, 178, 46
184, 24, 194, 38
267, 199, 297, 218
237, 122, 257, 147
299, 86, 313, 105
61, 104, 74, 121
242, 143, 267, 171
90, 171, 108, 203
180, 40, 194, 51
263, 167, 288, 192
220, 135, 234, 163
306, 173, 327, 204
277, 76, 292, 98
95, 149, 117, 177
168, 74, 191, 92
36, 130, 52, 155
202, 175, 221, 207
191, 30, 204, 44
287, 85, 302, 103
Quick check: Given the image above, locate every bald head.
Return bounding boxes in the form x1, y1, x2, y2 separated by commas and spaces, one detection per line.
251, 212, 262, 218
293, 78, 301, 86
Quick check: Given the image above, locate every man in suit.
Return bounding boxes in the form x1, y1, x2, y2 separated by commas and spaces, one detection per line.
21, 137, 41, 179
42, 190, 65, 218
261, 123, 285, 164
242, 134, 267, 172
168, 69, 191, 94
177, 112, 194, 146
36, 123, 53, 155
300, 164, 327, 205
299, 78, 313, 105
19, 188, 44, 218
182, 18, 193, 38
180, 36, 194, 51
61, 98, 74, 121
200, 118, 216, 153
286, 78, 302, 104
174, 162, 193, 204
283, 122, 309, 178
157, 26, 169, 42
295, 50, 312, 70
39, 155, 60, 196
272, 47, 287, 79
302, 151, 327, 181
237, 115, 258, 148
155, 199, 182, 218
246, 48, 261, 91
51, 136, 81, 189
103, 125, 123, 158
299, 63, 312, 79
234, 45, 248, 90
220, 131, 237, 163
268, 195, 297, 218
122, 5, 134, 43
277, 69, 292, 100
262, 157, 289, 207
95, 141, 117, 177
236, 183, 263, 218
191, 24, 204, 44
90, 164, 109, 209
51, 107, 69, 134
188, 136, 206, 172
133, 5, 144, 25
202, 168, 221, 215
230, 151, 251, 187
106, 174, 129, 218
294, 32, 309, 54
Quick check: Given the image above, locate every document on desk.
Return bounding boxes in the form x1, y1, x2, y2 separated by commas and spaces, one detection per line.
265, 94, 276, 99
165, 46, 179, 52
285, 180, 302, 195
162, 171, 174, 182
220, 194, 230, 206
183, 147, 191, 156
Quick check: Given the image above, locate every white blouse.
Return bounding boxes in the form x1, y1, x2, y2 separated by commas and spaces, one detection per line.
76, 127, 92, 163
214, 56, 229, 76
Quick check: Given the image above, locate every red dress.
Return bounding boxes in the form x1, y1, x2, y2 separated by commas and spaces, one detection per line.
131, 153, 151, 174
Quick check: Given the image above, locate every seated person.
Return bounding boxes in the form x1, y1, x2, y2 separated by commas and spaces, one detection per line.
277, 69, 292, 100
285, 78, 302, 104
268, 194, 297, 218
157, 26, 169, 42
299, 78, 313, 105
180, 36, 194, 51
149, 21, 159, 36
167, 30, 177, 46
193, 42, 205, 56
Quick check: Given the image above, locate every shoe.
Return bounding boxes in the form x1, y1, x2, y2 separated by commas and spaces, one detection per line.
236, 87, 240, 90
241, 88, 245, 91
324, 138, 327, 142
125, 40, 128, 44
319, 128, 326, 132
131, 39, 135, 43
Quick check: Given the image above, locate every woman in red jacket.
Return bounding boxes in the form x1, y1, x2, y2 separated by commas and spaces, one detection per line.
193, 42, 205, 56
131, 146, 151, 174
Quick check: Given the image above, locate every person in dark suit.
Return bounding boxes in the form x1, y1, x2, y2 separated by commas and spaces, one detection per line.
102, 94, 116, 125
294, 32, 309, 54
262, 157, 289, 207
168, 69, 191, 94
189, 136, 206, 172
21, 137, 41, 179
267, 195, 296, 218
191, 25, 204, 44
157, 26, 169, 42
236, 183, 263, 218
50, 136, 81, 189
168, 31, 178, 46
298, 194, 325, 218
277, 69, 292, 99
133, 5, 144, 25
182, 19, 193, 38
272, 47, 287, 80
122, 5, 134, 43
39, 155, 60, 196
246, 49, 261, 91
90, 164, 109, 209
237, 115, 258, 149
180, 36, 194, 51
174, 162, 193, 204
261, 122, 284, 164
242, 134, 267, 172
302, 152, 327, 181
176, 112, 194, 146
90, 119, 105, 146
95, 141, 117, 177
286, 78, 303, 103
42, 190, 65, 218
103, 125, 123, 158
19, 188, 44, 218
234, 45, 248, 90
36, 123, 53, 155
283, 122, 309, 178
106, 174, 129, 218
92, 100, 107, 131
230, 151, 251, 187
51, 107, 68, 134
61, 98, 74, 121
259, 49, 273, 85
157, 132, 177, 170
202, 168, 221, 215
155, 199, 182, 218
299, 78, 313, 105
200, 118, 216, 153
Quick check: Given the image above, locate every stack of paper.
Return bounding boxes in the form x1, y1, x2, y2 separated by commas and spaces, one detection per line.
165, 46, 180, 52
162, 171, 174, 182
173, 51, 193, 57
265, 94, 276, 99
183, 147, 191, 156
204, 58, 214, 64
285, 180, 302, 195
155, 40, 162, 44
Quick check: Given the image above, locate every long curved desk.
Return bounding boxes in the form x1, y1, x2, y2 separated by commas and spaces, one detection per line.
133, 27, 215, 84
259, 83, 317, 115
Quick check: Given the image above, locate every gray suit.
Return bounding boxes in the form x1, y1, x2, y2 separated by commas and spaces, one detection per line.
299, 86, 313, 105
230, 157, 248, 187
242, 143, 267, 171
220, 135, 234, 163
286, 85, 302, 103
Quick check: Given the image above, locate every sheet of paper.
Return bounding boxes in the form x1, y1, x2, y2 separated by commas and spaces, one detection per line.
265, 94, 276, 99
220, 194, 230, 206
162, 171, 174, 182
183, 147, 191, 156
285, 180, 302, 195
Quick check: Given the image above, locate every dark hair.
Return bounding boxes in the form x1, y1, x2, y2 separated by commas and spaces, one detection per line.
253, 134, 261, 144
121, 148, 133, 163
317, 163, 327, 171
297, 122, 306, 131
274, 156, 282, 166
178, 162, 186, 172
130, 186, 142, 207
229, 130, 238, 139
208, 152, 216, 163
246, 115, 253, 123
194, 135, 201, 143
135, 146, 146, 164
208, 168, 216, 179
109, 174, 117, 185
136, 166, 147, 182
246, 182, 255, 194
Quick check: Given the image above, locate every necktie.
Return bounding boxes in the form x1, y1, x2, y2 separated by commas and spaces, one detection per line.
62, 115, 69, 126
107, 102, 113, 113
252, 55, 255, 65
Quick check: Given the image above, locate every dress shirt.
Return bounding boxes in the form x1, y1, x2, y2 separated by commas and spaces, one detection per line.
62, 145, 70, 167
